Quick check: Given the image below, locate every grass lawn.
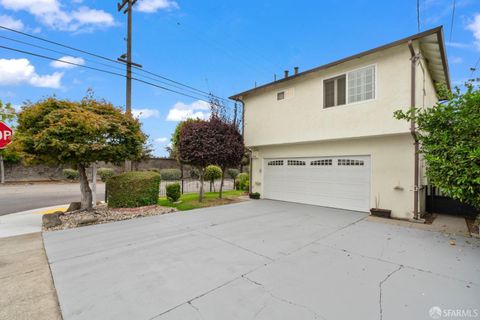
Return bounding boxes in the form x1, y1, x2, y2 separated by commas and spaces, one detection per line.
158, 190, 246, 211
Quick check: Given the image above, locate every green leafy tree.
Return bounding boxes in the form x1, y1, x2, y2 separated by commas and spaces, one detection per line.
14, 96, 147, 210
204, 165, 222, 192
394, 82, 480, 209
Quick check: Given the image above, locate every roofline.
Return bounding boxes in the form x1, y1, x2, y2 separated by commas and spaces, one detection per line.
230, 26, 450, 100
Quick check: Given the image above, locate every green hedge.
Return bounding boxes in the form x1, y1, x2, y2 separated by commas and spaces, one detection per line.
166, 183, 181, 202
97, 168, 115, 182
235, 173, 249, 191
107, 171, 161, 208
160, 168, 181, 181
63, 168, 79, 180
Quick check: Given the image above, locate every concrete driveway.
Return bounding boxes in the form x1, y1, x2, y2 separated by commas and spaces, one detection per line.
43, 200, 480, 320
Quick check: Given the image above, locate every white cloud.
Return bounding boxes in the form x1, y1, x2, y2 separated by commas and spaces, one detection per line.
0, 0, 115, 31
132, 108, 160, 119
446, 42, 471, 49
154, 137, 168, 143
467, 13, 480, 50
166, 100, 210, 122
0, 14, 24, 30
137, 0, 179, 13
50, 56, 85, 69
0, 58, 63, 88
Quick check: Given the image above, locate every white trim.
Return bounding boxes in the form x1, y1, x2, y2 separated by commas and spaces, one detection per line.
322, 63, 378, 109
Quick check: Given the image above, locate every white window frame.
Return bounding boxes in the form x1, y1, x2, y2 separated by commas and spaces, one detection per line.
322, 64, 377, 109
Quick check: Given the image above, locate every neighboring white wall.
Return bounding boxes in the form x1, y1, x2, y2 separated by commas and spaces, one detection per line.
243, 44, 416, 147
250, 134, 415, 219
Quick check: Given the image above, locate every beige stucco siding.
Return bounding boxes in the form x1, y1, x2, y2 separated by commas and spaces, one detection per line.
250, 134, 415, 219
243, 45, 415, 147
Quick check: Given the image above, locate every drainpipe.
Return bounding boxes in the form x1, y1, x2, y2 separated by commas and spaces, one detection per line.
233, 98, 253, 194
408, 40, 420, 220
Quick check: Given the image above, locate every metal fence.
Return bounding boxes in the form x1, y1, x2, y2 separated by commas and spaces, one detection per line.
159, 178, 235, 196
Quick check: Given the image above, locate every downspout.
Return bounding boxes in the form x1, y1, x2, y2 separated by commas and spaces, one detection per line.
234, 98, 253, 194
408, 40, 420, 220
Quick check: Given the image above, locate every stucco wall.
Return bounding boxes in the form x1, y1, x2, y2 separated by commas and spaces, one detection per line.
242, 44, 417, 147
250, 134, 415, 219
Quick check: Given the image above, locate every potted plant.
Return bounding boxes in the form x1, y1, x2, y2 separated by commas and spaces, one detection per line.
370, 195, 391, 218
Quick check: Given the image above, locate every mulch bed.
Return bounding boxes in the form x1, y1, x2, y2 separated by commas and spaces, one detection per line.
43, 204, 177, 231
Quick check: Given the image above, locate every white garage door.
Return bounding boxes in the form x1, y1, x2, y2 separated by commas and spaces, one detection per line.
263, 156, 371, 212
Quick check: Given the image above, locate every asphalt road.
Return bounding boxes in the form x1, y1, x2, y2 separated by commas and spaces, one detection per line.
0, 182, 105, 216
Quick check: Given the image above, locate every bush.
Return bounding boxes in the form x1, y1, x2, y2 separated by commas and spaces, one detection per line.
190, 168, 200, 179
249, 192, 260, 199
160, 168, 181, 181
227, 168, 239, 179
204, 165, 222, 181
63, 168, 79, 180
97, 168, 115, 182
235, 173, 249, 191
147, 168, 161, 173
166, 183, 181, 202
107, 171, 161, 208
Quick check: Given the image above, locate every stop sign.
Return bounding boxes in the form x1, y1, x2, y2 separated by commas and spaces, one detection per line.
0, 122, 13, 149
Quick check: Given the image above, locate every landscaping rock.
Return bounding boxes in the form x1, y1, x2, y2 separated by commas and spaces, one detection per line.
76, 214, 99, 226
42, 213, 63, 228
67, 202, 81, 212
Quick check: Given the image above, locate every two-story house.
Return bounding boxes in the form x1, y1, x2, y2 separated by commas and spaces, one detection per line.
230, 26, 450, 220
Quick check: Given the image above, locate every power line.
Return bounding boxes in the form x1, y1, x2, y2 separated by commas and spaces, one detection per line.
449, 0, 456, 42
0, 25, 232, 104
0, 44, 214, 103
417, 0, 421, 32
0, 34, 226, 102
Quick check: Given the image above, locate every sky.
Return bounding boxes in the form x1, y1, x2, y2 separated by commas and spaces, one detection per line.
0, 0, 479, 157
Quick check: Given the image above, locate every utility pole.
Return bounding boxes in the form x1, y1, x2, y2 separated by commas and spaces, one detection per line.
117, 0, 142, 171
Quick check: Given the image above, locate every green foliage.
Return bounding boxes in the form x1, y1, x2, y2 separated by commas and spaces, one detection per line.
227, 168, 239, 179
147, 168, 161, 173
107, 171, 161, 208
63, 168, 79, 180
249, 192, 260, 199
166, 183, 181, 202
160, 168, 181, 181
394, 82, 480, 208
235, 173, 249, 191
14, 96, 147, 166
97, 168, 115, 182
204, 165, 222, 182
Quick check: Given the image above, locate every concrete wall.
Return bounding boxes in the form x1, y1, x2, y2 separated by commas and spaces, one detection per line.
250, 134, 416, 219
3, 158, 182, 182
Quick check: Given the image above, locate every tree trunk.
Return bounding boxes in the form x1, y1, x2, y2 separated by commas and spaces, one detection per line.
78, 164, 93, 211
199, 168, 205, 202
219, 167, 226, 199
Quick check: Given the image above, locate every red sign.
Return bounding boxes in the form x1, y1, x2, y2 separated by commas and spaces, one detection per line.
0, 122, 13, 149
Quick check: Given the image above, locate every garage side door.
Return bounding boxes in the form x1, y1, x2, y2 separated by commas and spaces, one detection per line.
263, 156, 370, 212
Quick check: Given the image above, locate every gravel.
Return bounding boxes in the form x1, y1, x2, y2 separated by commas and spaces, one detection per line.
43, 204, 177, 231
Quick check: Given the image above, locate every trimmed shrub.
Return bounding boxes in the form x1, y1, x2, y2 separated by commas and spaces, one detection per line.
97, 168, 115, 182
235, 173, 249, 191
249, 192, 260, 199
160, 168, 181, 181
166, 183, 181, 202
190, 168, 200, 179
204, 165, 222, 181
63, 168, 79, 180
227, 168, 239, 179
147, 168, 161, 173
107, 171, 161, 208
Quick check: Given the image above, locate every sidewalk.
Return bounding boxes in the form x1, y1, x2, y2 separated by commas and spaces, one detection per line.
0, 205, 68, 238
0, 232, 62, 320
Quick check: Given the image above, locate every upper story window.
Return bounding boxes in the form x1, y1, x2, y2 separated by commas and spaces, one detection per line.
277, 88, 295, 101
323, 65, 375, 108
277, 91, 285, 100
348, 65, 375, 103
324, 75, 346, 108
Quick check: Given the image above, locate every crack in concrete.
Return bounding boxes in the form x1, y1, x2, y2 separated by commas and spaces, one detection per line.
242, 275, 327, 320
187, 301, 204, 320
379, 265, 403, 320
196, 230, 275, 262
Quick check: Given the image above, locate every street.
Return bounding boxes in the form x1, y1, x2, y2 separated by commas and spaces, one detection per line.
0, 182, 105, 216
